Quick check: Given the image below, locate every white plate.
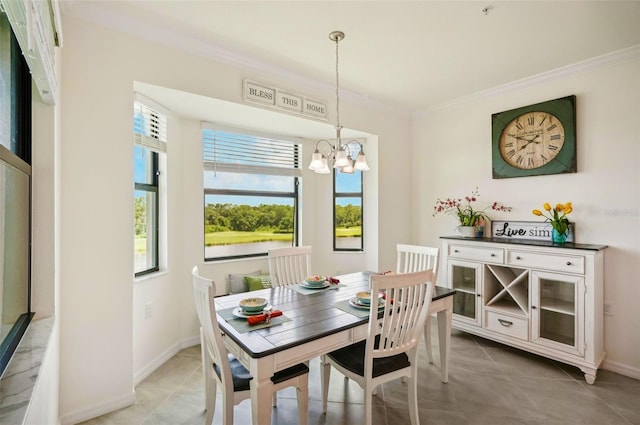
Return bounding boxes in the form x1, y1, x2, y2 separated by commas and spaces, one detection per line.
301, 281, 330, 289
349, 297, 384, 310
232, 305, 272, 319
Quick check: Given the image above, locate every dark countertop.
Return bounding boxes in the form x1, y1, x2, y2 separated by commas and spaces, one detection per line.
440, 236, 607, 251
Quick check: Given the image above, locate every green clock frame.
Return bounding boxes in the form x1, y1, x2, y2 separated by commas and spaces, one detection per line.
492, 95, 576, 179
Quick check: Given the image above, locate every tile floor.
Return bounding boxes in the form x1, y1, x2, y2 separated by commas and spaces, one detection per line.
79, 327, 640, 425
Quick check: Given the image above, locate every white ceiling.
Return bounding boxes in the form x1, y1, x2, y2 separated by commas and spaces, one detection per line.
62, 1, 640, 119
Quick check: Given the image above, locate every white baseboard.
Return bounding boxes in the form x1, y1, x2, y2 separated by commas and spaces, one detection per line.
602, 359, 640, 380
133, 336, 201, 386
181, 335, 201, 350
60, 390, 135, 425
61, 336, 201, 425
133, 342, 181, 386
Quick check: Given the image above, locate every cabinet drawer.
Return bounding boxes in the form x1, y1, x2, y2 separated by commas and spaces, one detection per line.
449, 244, 504, 263
485, 310, 528, 341
507, 250, 584, 274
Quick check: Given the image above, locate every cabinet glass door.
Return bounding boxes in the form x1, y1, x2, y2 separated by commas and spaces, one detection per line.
531, 271, 584, 356
449, 260, 482, 325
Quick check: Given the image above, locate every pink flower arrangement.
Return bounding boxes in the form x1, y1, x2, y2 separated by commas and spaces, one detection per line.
433, 187, 512, 226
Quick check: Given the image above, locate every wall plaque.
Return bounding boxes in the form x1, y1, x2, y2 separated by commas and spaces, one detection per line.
276, 91, 303, 113
491, 221, 574, 242
243, 80, 327, 120
244, 81, 275, 106
303, 98, 327, 119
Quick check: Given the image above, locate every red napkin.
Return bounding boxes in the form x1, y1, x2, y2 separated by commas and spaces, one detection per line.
328, 277, 340, 284
247, 310, 283, 326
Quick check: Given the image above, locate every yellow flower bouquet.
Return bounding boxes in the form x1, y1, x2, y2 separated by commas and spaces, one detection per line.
532, 202, 573, 237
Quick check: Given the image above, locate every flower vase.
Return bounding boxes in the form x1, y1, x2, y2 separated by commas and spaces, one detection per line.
457, 226, 477, 238
552, 228, 567, 244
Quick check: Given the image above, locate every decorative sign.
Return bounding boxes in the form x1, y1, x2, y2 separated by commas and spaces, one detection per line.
303, 98, 327, 119
491, 221, 574, 242
243, 80, 327, 120
244, 81, 276, 105
276, 91, 303, 113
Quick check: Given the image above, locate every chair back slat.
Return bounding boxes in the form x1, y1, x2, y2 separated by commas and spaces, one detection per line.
192, 267, 233, 390
268, 245, 312, 287
368, 270, 434, 360
396, 244, 439, 278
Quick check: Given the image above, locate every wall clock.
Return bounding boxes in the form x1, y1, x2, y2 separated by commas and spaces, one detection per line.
492, 95, 576, 179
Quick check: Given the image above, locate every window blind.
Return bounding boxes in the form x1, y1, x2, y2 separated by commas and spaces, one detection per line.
134, 101, 167, 153
202, 124, 302, 177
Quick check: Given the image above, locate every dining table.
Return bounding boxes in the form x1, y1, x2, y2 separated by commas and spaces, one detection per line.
214, 271, 456, 425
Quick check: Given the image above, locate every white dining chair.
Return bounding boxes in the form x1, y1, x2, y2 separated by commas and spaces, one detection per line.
396, 243, 439, 364
267, 245, 312, 287
320, 270, 435, 425
192, 266, 309, 425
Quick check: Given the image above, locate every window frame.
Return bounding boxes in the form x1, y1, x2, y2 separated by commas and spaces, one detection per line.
203, 179, 300, 261
333, 167, 364, 252
133, 97, 166, 278
0, 10, 34, 380
202, 125, 302, 262
134, 149, 160, 277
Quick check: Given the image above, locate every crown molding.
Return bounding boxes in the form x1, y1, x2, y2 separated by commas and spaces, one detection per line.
415, 44, 640, 116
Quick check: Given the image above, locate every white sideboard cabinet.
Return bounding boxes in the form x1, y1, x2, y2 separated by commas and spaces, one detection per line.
440, 236, 607, 384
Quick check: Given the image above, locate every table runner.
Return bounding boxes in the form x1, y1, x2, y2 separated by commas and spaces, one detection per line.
217, 306, 292, 333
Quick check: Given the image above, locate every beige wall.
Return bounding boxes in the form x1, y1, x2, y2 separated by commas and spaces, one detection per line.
411, 51, 640, 376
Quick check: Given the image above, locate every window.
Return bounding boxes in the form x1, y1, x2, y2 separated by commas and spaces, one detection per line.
0, 10, 33, 378
133, 101, 166, 276
202, 125, 301, 261
334, 143, 364, 251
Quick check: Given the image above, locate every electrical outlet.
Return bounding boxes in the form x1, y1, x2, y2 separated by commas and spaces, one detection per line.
604, 303, 612, 316
145, 301, 153, 319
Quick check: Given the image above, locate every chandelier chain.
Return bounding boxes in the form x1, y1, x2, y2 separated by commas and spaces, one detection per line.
335, 33, 340, 129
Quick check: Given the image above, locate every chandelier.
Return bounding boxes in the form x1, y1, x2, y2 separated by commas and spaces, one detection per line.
308, 31, 369, 175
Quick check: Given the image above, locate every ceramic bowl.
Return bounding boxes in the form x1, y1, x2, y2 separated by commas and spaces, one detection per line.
239, 297, 268, 313
356, 291, 383, 305
356, 291, 373, 305
304, 275, 326, 286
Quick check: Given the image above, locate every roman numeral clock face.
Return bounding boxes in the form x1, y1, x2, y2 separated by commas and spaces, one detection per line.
499, 112, 564, 169
492, 95, 576, 178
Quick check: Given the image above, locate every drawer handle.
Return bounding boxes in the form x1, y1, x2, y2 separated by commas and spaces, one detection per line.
454, 249, 459, 253
566, 261, 572, 266
498, 319, 513, 327
516, 256, 522, 260
490, 253, 496, 257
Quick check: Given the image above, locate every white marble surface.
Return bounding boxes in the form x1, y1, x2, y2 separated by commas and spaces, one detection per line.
0, 317, 55, 425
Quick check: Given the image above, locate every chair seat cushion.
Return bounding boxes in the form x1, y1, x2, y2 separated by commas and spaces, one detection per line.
214, 354, 253, 391
214, 354, 309, 391
327, 335, 410, 378
271, 362, 309, 384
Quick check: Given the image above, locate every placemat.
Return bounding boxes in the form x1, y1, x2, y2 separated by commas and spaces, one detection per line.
288, 283, 346, 295
218, 307, 292, 333
331, 298, 377, 318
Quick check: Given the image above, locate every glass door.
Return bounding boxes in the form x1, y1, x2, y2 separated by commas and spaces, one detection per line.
449, 260, 482, 326
531, 271, 584, 356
